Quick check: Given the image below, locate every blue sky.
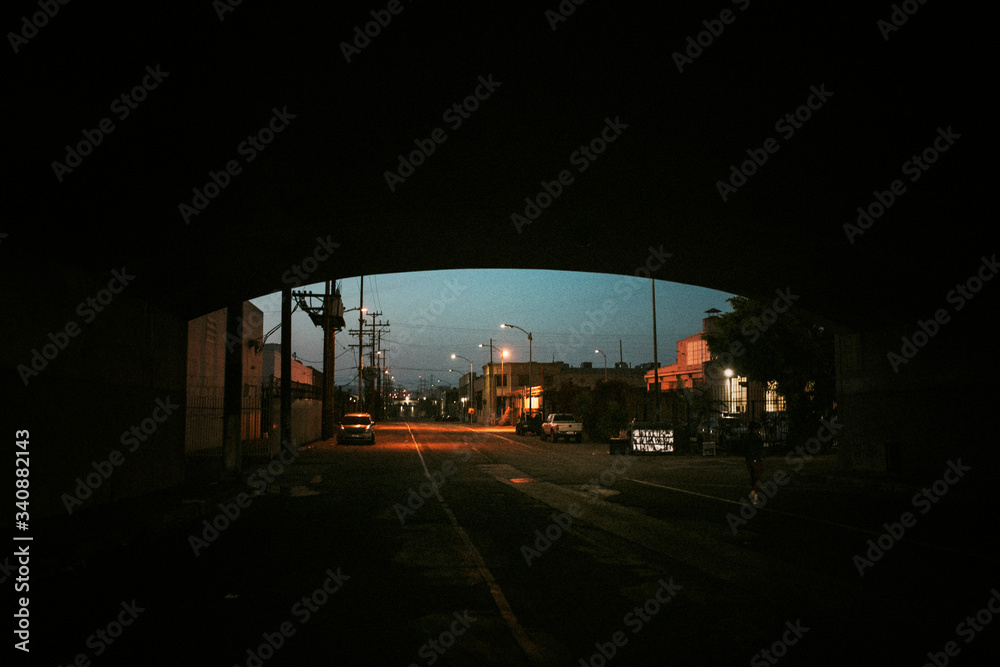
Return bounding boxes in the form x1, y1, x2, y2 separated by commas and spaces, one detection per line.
250, 269, 739, 392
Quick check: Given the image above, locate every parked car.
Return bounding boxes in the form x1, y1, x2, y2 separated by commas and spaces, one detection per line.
693, 416, 746, 452
337, 413, 375, 445
721, 416, 748, 439
541, 413, 584, 443
515, 414, 543, 436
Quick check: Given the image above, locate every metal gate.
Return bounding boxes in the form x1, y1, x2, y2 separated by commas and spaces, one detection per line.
185, 384, 264, 457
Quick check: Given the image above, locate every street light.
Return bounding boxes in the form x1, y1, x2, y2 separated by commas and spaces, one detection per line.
501, 323, 532, 417
479, 342, 496, 424
595, 349, 607, 382
451, 354, 474, 423
480, 342, 510, 424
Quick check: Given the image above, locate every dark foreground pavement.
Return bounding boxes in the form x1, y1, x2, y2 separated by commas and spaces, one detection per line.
22, 422, 998, 666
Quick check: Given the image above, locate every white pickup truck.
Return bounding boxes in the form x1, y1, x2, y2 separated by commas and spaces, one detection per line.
541, 413, 584, 443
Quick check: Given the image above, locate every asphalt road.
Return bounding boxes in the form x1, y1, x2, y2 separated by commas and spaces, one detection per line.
29, 422, 997, 666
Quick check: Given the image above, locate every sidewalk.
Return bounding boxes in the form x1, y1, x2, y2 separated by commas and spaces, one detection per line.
492, 423, 931, 496
32, 451, 307, 580
605, 434, 928, 497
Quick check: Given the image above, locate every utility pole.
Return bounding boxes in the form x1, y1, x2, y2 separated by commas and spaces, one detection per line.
292, 282, 345, 439
527, 332, 532, 417
358, 276, 364, 412
371, 328, 390, 420
375, 331, 385, 419
652, 279, 661, 422
324, 282, 333, 434
324, 281, 336, 432
223, 302, 244, 479
370, 312, 378, 414
489, 338, 494, 425
370, 326, 388, 420
372, 317, 389, 418
349, 308, 389, 417
281, 287, 292, 451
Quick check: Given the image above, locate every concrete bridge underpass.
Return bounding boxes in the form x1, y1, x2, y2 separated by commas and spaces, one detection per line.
4, 1, 991, 517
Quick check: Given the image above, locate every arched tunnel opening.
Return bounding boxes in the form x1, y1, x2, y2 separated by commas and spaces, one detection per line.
5, 1, 994, 664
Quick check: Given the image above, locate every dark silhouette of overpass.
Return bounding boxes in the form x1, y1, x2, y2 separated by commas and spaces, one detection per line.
5, 1, 991, 516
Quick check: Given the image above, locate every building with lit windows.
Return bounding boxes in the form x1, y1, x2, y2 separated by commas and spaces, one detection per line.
473, 360, 648, 423
643, 317, 786, 423
477, 361, 563, 423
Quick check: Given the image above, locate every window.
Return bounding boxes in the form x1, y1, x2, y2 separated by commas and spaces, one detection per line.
725, 375, 747, 413
766, 381, 786, 412
341, 415, 372, 425
687, 339, 709, 367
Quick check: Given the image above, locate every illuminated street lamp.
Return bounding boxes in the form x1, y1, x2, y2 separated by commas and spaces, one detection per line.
595, 349, 608, 382
501, 323, 532, 416
479, 341, 509, 425
451, 354, 474, 423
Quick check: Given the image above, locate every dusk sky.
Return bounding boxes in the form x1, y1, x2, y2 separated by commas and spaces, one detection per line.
251, 270, 739, 392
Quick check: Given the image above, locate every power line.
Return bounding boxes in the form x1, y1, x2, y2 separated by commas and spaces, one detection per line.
293, 346, 353, 364
387, 320, 655, 339
372, 274, 383, 315
388, 367, 457, 372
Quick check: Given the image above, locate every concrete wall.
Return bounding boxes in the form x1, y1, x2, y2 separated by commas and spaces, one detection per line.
266, 398, 323, 447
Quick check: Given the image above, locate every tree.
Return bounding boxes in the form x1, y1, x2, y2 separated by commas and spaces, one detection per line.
581, 381, 647, 442
546, 381, 585, 416
702, 296, 835, 445
582, 382, 612, 442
